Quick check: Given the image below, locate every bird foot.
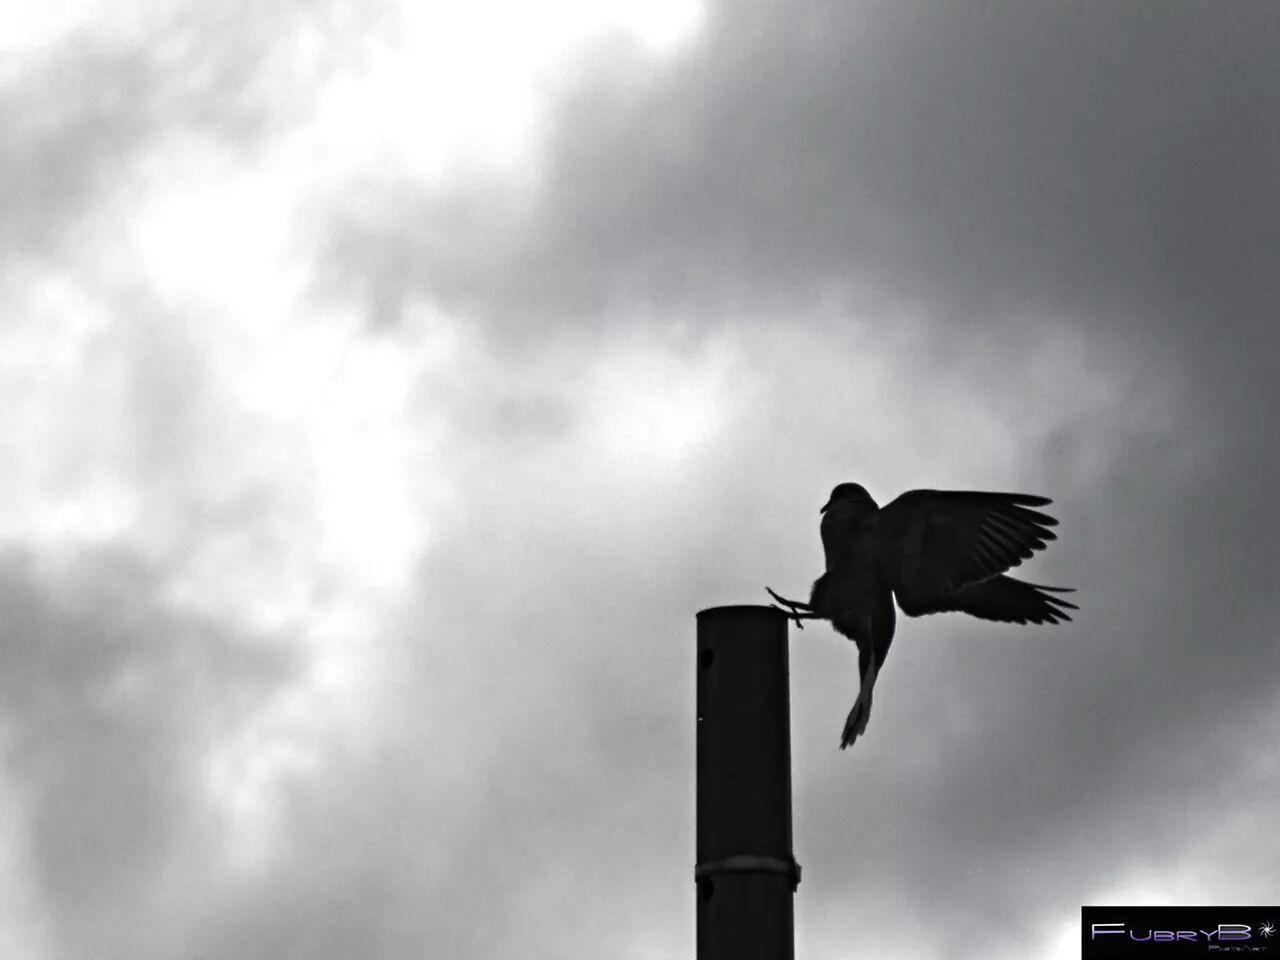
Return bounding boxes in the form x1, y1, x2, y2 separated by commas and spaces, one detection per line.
764, 587, 818, 630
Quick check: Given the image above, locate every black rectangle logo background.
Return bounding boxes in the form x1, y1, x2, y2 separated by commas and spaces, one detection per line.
1084, 907, 1279, 959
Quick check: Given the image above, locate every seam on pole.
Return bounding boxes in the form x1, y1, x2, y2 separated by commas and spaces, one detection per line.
694, 854, 802, 889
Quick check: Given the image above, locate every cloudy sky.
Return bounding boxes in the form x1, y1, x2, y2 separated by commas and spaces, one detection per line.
2, 1, 1278, 958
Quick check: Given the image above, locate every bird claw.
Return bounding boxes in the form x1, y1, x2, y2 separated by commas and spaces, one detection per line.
765, 586, 816, 630
770, 604, 807, 629
765, 586, 811, 610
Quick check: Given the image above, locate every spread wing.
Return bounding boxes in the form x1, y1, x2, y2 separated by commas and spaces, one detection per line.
875, 489, 1062, 615
902, 575, 1077, 624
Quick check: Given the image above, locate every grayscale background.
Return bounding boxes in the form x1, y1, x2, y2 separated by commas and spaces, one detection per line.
1, 2, 1276, 958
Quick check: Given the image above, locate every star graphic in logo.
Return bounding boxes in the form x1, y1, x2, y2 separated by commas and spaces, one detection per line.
1259, 920, 1276, 938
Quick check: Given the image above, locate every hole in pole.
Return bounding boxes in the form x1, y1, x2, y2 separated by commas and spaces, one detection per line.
699, 879, 715, 902
699, 649, 714, 670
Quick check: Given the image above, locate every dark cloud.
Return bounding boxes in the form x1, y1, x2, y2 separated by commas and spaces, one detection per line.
0, 547, 296, 959
7, 2, 1280, 959
332, 1, 1276, 331
561, 1, 1277, 326
343, 2, 1276, 955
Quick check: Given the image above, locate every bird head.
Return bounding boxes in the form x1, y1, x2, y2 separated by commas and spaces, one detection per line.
820, 482, 875, 513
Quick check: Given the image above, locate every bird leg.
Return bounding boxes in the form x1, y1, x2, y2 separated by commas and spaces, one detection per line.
765, 586, 811, 611
764, 587, 821, 630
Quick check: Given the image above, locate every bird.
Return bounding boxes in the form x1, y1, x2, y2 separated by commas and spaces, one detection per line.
766, 482, 1076, 749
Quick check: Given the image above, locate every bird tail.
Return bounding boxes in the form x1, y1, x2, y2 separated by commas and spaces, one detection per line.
839, 652, 879, 749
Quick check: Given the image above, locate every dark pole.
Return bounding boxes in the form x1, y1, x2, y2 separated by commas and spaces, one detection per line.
695, 605, 800, 960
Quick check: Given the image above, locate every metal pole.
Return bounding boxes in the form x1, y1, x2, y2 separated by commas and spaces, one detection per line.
695, 605, 800, 960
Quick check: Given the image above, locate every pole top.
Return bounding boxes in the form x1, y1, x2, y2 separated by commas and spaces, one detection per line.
695, 604, 786, 620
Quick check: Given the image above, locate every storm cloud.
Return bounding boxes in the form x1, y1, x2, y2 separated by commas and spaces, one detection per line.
1, 2, 1277, 959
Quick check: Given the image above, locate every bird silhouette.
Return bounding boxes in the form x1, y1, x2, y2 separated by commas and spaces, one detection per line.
767, 482, 1075, 749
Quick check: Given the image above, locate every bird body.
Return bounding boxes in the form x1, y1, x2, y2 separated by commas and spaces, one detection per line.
771, 482, 1075, 749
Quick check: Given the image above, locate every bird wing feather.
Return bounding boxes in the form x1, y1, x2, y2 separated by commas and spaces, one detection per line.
875, 489, 1062, 614
903, 575, 1077, 624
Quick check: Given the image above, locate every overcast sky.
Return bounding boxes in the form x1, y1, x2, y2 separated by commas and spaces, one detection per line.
1, 2, 1277, 958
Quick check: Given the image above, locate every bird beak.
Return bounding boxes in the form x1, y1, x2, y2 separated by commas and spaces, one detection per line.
819, 500, 831, 514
